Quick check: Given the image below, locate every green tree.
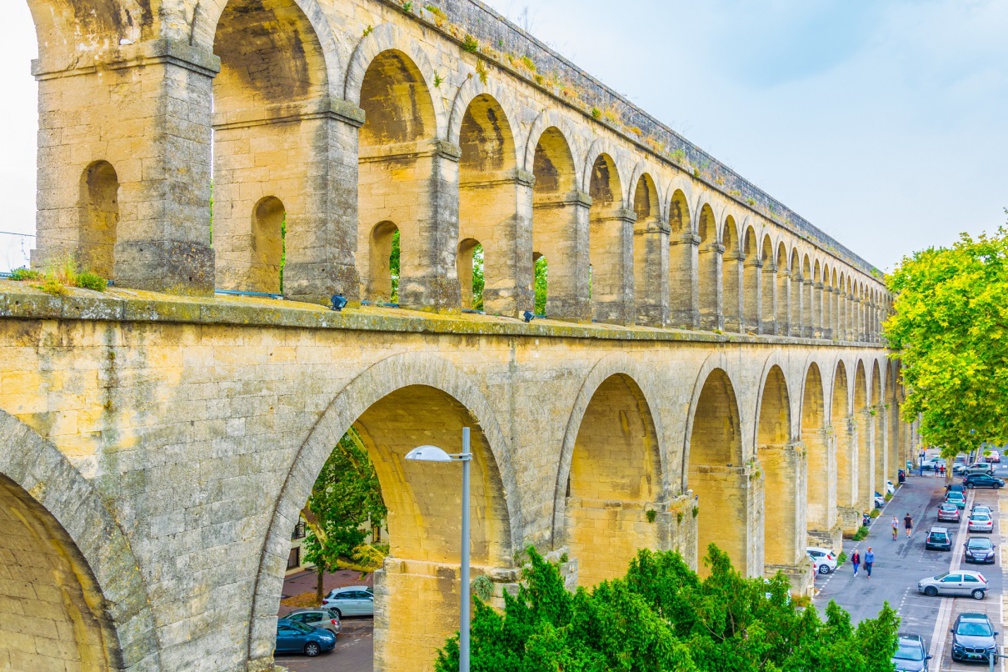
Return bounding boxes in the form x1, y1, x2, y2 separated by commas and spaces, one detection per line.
885, 223, 1008, 456
302, 427, 388, 602
435, 544, 899, 672
472, 243, 485, 311
534, 256, 548, 315
390, 229, 400, 303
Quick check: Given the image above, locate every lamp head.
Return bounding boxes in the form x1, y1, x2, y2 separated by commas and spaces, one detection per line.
405, 445, 453, 462
523, 310, 535, 323
330, 294, 348, 311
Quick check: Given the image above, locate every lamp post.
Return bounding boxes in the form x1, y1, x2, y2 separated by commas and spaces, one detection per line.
404, 427, 472, 672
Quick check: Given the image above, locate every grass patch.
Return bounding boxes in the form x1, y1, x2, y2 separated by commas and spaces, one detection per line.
280, 591, 321, 609
791, 593, 812, 608
837, 551, 847, 566
9, 258, 108, 295
869, 509, 881, 518
852, 525, 870, 541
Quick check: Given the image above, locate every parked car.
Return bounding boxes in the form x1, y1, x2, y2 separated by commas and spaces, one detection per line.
283, 608, 342, 636
918, 570, 988, 600
937, 502, 961, 523
892, 633, 931, 671
965, 463, 994, 476
982, 450, 1001, 464
972, 504, 992, 517
946, 490, 967, 510
275, 619, 336, 657
874, 491, 886, 508
921, 457, 946, 471
964, 537, 997, 564
321, 586, 375, 617
964, 473, 1005, 489
947, 483, 965, 495
954, 462, 969, 475
807, 546, 837, 574
968, 512, 994, 533
925, 526, 952, 551
950, 612, 999, 663
886, 480, 896, 495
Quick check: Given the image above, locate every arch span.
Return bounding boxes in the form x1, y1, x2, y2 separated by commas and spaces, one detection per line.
248, 353, 520, 670
0, 410, 160, 671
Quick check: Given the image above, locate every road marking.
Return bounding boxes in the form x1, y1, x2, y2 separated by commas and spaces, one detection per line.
930, 489, 974, 664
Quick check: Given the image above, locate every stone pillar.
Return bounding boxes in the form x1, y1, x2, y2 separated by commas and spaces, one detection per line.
699, 242, 724, 331
722, 251, 743, 333
32, 40, 218, 295
213, 98, 364, 304
837, 417, 861, 535
791, 272, 804, 337
669, 231, 699, 329
533, 190, 592, 321
805, 427, 838, 548
743, 256, 761, 333
759, 442, 811, 592
813, 282, 825, 339
633, 216, 670, 327
590, 207, 635, 325
761, 262, 776, 335
459, 168, 535, 317
857, 408, 875, 514
802, 277, 815, 338
692, 463, 756, 577
775, 268, 790, 336
823, 286, 835, 339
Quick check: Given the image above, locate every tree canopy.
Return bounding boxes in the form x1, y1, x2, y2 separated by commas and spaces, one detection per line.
885, 222, 1008, 456
436, 545, 899, 672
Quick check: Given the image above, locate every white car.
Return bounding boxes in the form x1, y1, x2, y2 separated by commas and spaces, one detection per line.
807, 546, 838, 574
320, 586, 374, 617
886, 480, 895, 495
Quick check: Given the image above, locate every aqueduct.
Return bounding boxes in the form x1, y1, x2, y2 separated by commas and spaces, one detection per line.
1, 0, 913, 671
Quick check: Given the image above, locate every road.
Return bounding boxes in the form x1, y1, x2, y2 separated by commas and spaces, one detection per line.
814, 466, 1007, 671
275, 619, 373, 672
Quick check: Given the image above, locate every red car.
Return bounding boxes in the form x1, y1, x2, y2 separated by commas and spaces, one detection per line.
937, 502, 961, 523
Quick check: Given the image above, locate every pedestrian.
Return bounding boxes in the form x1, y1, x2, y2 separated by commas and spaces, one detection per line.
891, 516, 899, 540
864, 547, 875, 578
904, 512, 913, 537
851, 549, 861, 576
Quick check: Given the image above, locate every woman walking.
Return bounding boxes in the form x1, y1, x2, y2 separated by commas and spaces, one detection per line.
864, 547, 875, 578
851, 549, 861, 576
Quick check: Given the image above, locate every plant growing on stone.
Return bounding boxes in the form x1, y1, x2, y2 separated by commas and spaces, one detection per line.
463, 33, 479, 53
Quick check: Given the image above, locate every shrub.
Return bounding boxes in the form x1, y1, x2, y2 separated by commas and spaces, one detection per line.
852, 525, 870, 540
9, 267, 41, 281
76, 271, 108, 292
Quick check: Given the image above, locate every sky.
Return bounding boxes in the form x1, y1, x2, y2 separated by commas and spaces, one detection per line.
1, 0, 1005, 272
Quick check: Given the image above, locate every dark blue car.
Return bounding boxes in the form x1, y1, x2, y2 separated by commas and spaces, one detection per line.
275, 618, 336, 657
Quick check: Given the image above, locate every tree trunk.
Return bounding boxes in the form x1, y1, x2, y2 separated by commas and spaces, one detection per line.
316, 566, 325, 605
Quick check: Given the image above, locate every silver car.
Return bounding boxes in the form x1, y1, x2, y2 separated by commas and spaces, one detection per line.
918, 571, 988, 600
283, 608, 342, 635
321, 586, 374, 617
968, 512, 994, 533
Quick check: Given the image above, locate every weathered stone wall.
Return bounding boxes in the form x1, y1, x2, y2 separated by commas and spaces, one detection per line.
0, 283, 908, 671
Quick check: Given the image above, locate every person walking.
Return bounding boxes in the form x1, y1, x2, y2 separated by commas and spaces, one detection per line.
864, 547, 875, 578
851, 549, 861, 576
904, 512, 913, 537
891, 516, 899, 540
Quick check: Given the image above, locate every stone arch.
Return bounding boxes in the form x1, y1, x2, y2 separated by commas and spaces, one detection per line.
741, 223, 759, 332
775, 241, 790, 335
697, 203, 719, 330
685, 364, 747, 575
78, 160, 120, 280
344, 23, 444, 136
531, 124, 585, 319
243, 196, 286, 295
247, 352, 519, 670
667, 183, 694, 234
27, 0, 152, 68
720, 215, 741, 331
523, 109, 585, 187
363, 221, 399, 302
448, 78, 521, 165
854, 359, 871, 512
0, 410, 160, 671
587, 151, 627, 323
560, 368, 665, 586
456, 92, 521, 314
757, 364, 798, 573
758, 232, 774, 332
668, 187, 696, 328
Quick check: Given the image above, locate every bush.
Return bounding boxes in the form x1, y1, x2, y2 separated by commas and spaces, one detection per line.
837, 551, 847, 566
435, 544, 900, 672
76, 271, 108, 292
9, 267, 41, 281
870, 509, 882, 518
852, 525, 870, 541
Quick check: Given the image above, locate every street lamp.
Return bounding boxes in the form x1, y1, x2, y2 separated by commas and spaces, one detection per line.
404, 427, 472, 672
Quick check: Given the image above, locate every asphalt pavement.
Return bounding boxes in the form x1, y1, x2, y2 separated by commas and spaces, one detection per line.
814, 465, 1008, 671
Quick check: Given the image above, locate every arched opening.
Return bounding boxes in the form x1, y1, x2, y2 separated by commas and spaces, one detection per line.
565, 374, 662, 586
78, 160, 119, 280
759, 235, 775, 334
832, 362, 855, 530
812, 260, 822, 338
854, 361, 871, 512
533, 253, 548, 315
212, 0, 329, 296
587, 154, 629, 323
687, 369, 747, 575
697, 204, 719, 330
532, 127, 584, 320
742, 226, 759, 333
721, 217, 741, 332
458, 94, 519, 315
801, 255, 813, 337
757, 366, 796, 573
802, 364, 832, 544
824, 266, 836, 339
789, 252, 802, 337
668, 189, 696, 329
367, 222, 400, 303
297, 385, 513, 672
456, 238, 484, 310
0, 474, 122, 671
631, 173, 668, 327
872, 361, 886, 493
357, 49, 441, 309
249, 196, 286, 294
775, 243, 790, 336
